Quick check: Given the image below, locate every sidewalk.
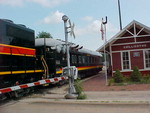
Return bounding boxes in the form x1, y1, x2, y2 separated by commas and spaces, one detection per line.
84, 91, 150, 104
25, 85, 150, 105
24, 71, 150, 104
23, 90, 150, 105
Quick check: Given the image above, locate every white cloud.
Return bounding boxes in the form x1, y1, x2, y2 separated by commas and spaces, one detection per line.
75, 20, 101, 36
0, 0, 70, 7
72, 20, 119, 50
29, 0, 70, 7
0, 0, 24, 6
42, 11, 65, 24
81, 16, 93, 22
75, 19, 119, 39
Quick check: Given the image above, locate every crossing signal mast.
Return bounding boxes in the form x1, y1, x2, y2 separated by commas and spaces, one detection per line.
62, 15, 77, 99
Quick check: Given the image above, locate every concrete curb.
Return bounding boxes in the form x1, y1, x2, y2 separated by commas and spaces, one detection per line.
21, 97, 150, 105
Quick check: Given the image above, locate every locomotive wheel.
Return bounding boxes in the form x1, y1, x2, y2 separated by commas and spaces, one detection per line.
0, 94, 7, 101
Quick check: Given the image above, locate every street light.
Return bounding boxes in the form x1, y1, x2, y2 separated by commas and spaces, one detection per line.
62, 15, 77, 99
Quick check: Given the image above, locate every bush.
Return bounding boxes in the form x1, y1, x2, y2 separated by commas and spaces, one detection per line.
130, 66, 142, 82
113, 69, 124, 83
74, 78, 87, 99
141, 75, 150, 83
77, 93, 87, 100
108, 78, 114, 86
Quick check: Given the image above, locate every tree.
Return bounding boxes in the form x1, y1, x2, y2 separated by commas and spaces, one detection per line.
36, 31, 53, 38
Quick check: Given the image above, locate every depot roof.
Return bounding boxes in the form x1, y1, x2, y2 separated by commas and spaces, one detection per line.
97, 20, 150, 52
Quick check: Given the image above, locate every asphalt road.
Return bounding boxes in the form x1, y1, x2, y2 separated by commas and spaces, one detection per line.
0, 99, 150, 113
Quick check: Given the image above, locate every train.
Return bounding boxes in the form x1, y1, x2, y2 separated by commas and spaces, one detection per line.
0, 19, 103, 99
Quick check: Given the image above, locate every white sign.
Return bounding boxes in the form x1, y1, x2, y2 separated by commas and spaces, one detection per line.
123, 44, 147, 49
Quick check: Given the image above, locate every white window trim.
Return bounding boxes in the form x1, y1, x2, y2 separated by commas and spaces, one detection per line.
112, 41, 150, 46
143, 49, 150, 69
112, 48, 148, 53
121, 51, 131, 71
113, 68, 150, 73
143, 50, 146, 69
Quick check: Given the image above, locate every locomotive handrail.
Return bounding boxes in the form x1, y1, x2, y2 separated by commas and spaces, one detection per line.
41, 55, 49, 79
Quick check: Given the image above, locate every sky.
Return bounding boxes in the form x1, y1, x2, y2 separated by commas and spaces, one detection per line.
0, 0, 150, 51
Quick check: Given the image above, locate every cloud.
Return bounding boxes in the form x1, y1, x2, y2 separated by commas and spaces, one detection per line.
0, 0, 70, 7
75, 19, 119, 39
29, 0, 70, 7
0, 0, 24, 6
42, 11, 65, 24
75, 20, 101, 36
81, 16, 93, 22
72, 20, 119, 50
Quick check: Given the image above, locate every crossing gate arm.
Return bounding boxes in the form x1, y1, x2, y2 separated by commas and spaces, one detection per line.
0, 76, 68, 94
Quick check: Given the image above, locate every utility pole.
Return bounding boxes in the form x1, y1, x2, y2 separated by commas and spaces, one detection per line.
62, 15, 77, 99
118, 0, 122, 30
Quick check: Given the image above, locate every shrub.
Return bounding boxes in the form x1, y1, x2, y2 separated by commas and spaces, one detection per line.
108, 78, 114, 86
130, 66, 142, 82
77, 93, 87, 100
74, 78, 87, 99
113, 69, 124, 83
141, 75, 150, 83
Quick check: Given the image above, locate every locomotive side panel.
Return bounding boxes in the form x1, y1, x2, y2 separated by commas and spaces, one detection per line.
0, 19, 44, 89
0, 19, 34, 48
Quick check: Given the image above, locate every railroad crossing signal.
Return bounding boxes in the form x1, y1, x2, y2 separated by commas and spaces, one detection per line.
62, 15, 77, 99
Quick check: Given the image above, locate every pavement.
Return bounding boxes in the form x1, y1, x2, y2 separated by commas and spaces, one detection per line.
84, 91, 150, 104
23, 85, 150, 105
22, 70, 150, 105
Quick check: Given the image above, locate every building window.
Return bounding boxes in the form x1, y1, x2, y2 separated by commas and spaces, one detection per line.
122, 52, 130, 70
145, 50, 150, 68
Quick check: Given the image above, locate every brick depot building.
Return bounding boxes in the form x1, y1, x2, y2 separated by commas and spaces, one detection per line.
97, 20, 150, 76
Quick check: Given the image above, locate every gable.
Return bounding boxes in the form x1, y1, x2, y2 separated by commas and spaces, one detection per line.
97, 20, 150, 52
113, 21, 150, 45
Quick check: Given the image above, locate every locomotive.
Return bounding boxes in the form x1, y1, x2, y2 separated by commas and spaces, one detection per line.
0, 19, 103, 98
